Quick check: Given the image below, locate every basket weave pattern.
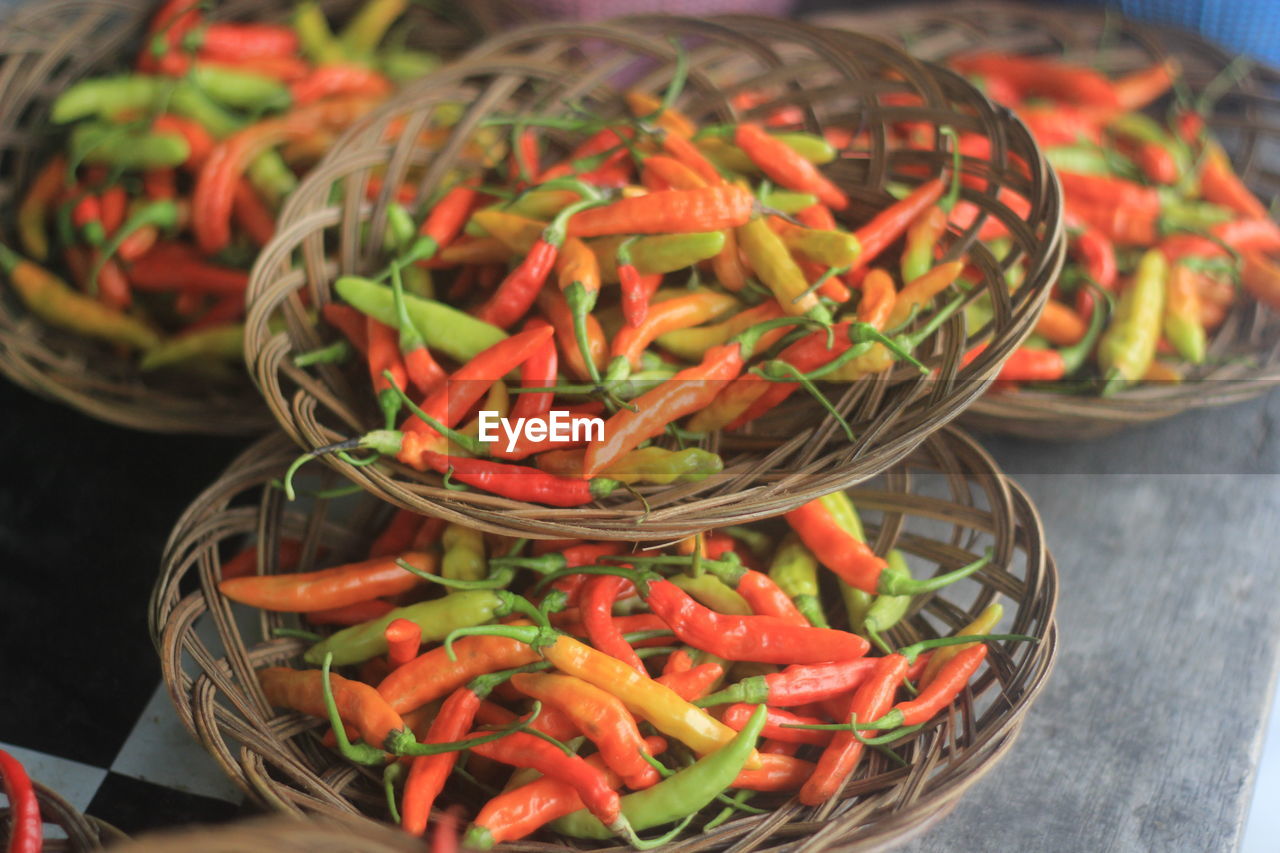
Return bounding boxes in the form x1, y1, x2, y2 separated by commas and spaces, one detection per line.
148, 427, 1058, 852
0, 779, 126, 852
0, 0, 475, 434
245, 16, 1064, 537
821, 0, 1280, 439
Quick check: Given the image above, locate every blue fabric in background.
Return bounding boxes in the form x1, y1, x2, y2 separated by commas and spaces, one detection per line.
1066, 0, 1280, 65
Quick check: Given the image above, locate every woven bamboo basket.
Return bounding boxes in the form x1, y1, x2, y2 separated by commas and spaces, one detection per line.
0, 779, 126, 852
245, 15, 1064, 538
148, 426, 1058, 851
817, 0, 1280, 440
0, 0, 480, 434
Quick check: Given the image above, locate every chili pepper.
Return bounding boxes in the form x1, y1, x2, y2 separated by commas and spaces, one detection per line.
537, 446, 724, 485
190, 65, 291, 112
721, 703, 833, 746
340, 0, 405, 57
17, 155, 66, 261
950, 52, 1120, 108
581, 318, 810, 477
642, 154, 706, 191
861, 644, 987, 731
1067, 215, 1118, 315
96, 256, 131, 311
698, 557, 809, 625
70, 123, 190, 169
221, 537, 304, 581
129, 243, 249, 294
365, 316, 409, 428
1099, 248, 1168, 392
612, 290, 739, 368
445, 624, 754, 763
656, 131, 723, 186
72, 194, 105, 246
732, 752, 814, 792
580, 573, 645, 672
408, 449, 620, 507
1183, 129, 1268, 220
1242, 251, 1280, 311
919, 602, 1003, 688
51, 75, 168, 123
612, 238, 655, 328
384, 618, 421, 670
862, 550, 913, 654
399, 666, 538, 836
771, 217, 862, 271
1067, 198, 1158, 246
218, 552, 433, 612
900, 205, 948, 283
475, 194, 601, 329
1164, 262, 1207, 364
784, 495, 886, 594
468, 731, 630, 836
567, 185, 752, 238
657, 662, 725, 702
191, 22, 299, 60
0, 243, 160, 349
290, 64, 392, 106
798, 653, 908, 805
230, 179, 275, 247
767, 533, 828, 628
1058, 172, 1161, 217
440, 523, 486, 585
293, 1, 345, 64
626, 572, 869, 664
306, 589, 534, 666
698, 658, 878, 709
733, 124, 847, 209
663, 648, 695, 676
739, 215, 824, 316
512, 672, 661, 788
1114, 59, 1178, 110
547, 704, 766, 841
466, 736, 668, 848
0, 748, 41, 853
306, 599, 396, 626
336, 275, 504, 362
1035, 299, 1087, 346
258, 665, 410, 754
143, 168, 177, 200
852, 178, 945, 271
655, 300, 785, 362
627, 89, 697, 137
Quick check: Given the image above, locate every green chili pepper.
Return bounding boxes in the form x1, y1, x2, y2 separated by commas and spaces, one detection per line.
140, 324, 244, 371
670, 574, 751, 615
862, 549, 912, 654
1108, 113, 1191, 174
304, 589, 524, 665
767, 533, 828, 628
756, 187, 819, 214
246, 152, 298, 206
442, 523, 487, 584
170, 81, 243, 138
1044, 144, 1114, 175
335, 275, 506, 362
606, 447, 724, 484
294, 1, 346, 64
700, 132, 835, 170
548, 704, 767, 840
70, 124, 189, 169
1099, 248, 1167, 393
381, 48, 441, 84
191, 66, 291, 112
340, 0, 406, 58
630, 232, 726, 275
1159, 195, 1235, 233
51, 75, 169, 124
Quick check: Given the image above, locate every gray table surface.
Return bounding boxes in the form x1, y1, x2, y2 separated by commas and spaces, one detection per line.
900, 388, 1280, 852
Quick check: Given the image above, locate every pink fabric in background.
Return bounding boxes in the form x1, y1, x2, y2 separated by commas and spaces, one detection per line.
521, 0, 795, 20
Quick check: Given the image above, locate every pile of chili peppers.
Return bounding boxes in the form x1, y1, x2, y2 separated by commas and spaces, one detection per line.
225, 488, 1032, 847
4, 0, 438, 376
293, 63, 985, 507
943, 50, 1280, 392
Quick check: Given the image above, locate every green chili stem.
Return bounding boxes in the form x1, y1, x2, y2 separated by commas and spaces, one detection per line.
321, 652, 391, 766
379, 370, 487, 456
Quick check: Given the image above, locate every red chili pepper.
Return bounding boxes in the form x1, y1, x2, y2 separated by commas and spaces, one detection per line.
540, 127, 632, 182
799, 653, 909, 805
698, 658, 879, 708
290, 64, 392, 106
1016, 104, 1106, 147
143, 168, 178, 200
1242, 251, 1280, 311
656, 662, 725, 702
379, 635, 542, 715
1058, 172, 1160, 216
232, 179, 276, 246
783, 498, 888, 594
0, 748, 42, 853
851, 178, 945, 271
641, 154, 706, 191
152, 114, 215, 168
406, 450, 619, 507
640, 576, 869, 664
615, 240, 663, 328
98, 185, 127, 236
950, 52, 1120, 109
304, 599, 396, 626
72, 194, 104, 245
200, 54, 311, 83
385, 618, 422, 670
873, 644, 987, 728
660, 131, 723, 186
567, 186, 754, 238
367, 315, 409, 427
662, 648, 695, 676
322, 302, 371, 355
721, 703, 832, 746
97, 255, 132, 310
1114, 59, 1179, 110
220, 537, 304, 580
580, 574, 646, 672
368, 508, 423, 558
1066, 213, 1117, 316
735, 123, 848, 209
1066, 199, 1157, 246
195, 22, 299, 61
138, 0, 201, 75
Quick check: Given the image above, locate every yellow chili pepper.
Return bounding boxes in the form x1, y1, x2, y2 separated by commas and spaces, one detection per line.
918, 602, 1003, 688
737, 216, 820, 316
